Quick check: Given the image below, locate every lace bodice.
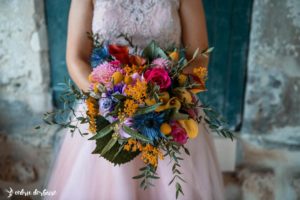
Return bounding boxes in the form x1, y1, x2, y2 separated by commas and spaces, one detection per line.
92, 0, 182, 51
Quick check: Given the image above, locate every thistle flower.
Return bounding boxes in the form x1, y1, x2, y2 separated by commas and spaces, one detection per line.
132, 112, 165, 141
90, 45, 110, 67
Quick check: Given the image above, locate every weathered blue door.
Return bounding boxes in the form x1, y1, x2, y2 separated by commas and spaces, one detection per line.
201, 0, 253, 129
45, 0, 253, 130
45, 0, 71, 108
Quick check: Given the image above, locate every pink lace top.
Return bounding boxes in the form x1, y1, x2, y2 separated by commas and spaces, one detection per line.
92, 0, 182, 51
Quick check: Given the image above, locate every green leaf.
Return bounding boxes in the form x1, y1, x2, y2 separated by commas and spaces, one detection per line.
101, 136, 118, 156
123, 126, 153, 143
171, 112, 190, 120
89, 120, 119, 140
92, 132, 140, 165
192, 48, 200, 60
183, 147, 190, 156
135, 102, 163, 115
142, 41, 168, 60
133, 174, 145, 179
112, 94, 127, 100
202, 47, 214, 54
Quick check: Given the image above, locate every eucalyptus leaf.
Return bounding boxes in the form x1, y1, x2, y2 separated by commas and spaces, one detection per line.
123, 126, 153, 143
101, 136, 118, 156
135, 102, 163, 115
89, 120, 119, 140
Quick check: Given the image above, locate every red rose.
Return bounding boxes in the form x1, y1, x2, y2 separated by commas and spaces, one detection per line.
144, 68, 171, 90
108, 45, 129, 64
170, 121, 188, 145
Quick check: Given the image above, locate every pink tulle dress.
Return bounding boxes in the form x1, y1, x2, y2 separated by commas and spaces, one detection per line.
45, 0, 225, 199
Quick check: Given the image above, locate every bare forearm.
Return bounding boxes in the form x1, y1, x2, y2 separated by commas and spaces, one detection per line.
67, 58, 92, 92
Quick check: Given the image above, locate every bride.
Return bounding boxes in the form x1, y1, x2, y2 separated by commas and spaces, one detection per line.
46, 0, 224, 199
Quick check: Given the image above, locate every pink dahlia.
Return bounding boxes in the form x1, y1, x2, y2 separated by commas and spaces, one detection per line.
90, 61, 124, 88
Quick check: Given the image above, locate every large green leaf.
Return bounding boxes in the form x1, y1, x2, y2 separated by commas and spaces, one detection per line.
92, 132, 140, 165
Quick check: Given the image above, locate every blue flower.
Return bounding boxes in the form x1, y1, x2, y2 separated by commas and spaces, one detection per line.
132, 112, 165, 141
90, 45, 110, 67
99, 97, 113, 116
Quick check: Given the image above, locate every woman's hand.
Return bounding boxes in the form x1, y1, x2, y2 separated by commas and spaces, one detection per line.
179, 0, 209, 75
66, 0, 94, 92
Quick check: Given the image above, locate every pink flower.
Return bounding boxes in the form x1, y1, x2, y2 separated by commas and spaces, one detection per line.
90, 61, 123, 88
144, 68, 171, 90
170, 121, 188, 145
152, 58, 170, 69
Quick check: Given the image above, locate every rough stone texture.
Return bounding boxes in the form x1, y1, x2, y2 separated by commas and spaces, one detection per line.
243, 0, 300, 141
0, 0, 55, 149
0, 1, 56, 198
0, 0, 52, 112
239, 0, 300, 199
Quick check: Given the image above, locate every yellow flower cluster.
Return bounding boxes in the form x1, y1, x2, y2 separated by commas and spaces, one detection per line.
124, 79, 148, 104
124, 64, 144, 75
124, 139, 164, 167
123, 99, 139, 117
193, 66, 208, 83
141, 144, 164, 167
86, 96, 99, 134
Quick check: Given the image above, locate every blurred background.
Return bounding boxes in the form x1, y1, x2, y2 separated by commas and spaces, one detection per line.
0, 0, 300, 199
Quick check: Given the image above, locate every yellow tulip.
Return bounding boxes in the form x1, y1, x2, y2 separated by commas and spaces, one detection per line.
178, 74, 187, 86
156, 97, 181, 112
178, 119, 199, 139
112, 71, 124, 84
189, 87, 206, 94
159, 92, 170, 103
169, 51, 179, 61
160, 123, 172, 135
174, 88, 193, 104
145, 98, 156, 106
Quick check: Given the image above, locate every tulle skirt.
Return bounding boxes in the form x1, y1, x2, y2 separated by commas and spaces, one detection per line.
45, 104, 224, 200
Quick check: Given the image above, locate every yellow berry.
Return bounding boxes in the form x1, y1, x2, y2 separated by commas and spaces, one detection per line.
178, 74, 187, 86
160, 123, 172, 135
112, 71, 124, 84
169, 51, 179, 61
124, 75, 133, 84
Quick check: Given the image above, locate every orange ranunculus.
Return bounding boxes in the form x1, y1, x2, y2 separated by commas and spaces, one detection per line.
129, 55, 146, 66
108, 45, 130, 64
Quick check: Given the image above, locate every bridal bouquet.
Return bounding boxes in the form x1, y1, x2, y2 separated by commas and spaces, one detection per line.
43, 34, 233, 199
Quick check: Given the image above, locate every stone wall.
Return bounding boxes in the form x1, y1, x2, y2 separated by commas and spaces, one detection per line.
0, 1, 55, 199
240, 0, 300, 199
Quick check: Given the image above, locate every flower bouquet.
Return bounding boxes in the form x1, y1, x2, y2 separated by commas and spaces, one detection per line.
43, 34, 233, 199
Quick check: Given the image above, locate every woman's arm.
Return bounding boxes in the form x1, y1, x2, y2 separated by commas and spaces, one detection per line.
66, 0, 94, 92
179, 0, 209, 75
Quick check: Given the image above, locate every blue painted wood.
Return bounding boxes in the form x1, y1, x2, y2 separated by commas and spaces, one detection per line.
200, 0, 253, 130
45, 0, 71, 107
